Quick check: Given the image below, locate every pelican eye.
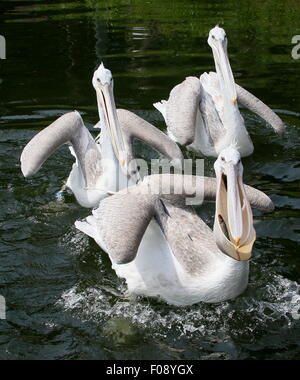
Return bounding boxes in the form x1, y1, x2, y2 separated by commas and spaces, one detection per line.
221, 157, 225, 161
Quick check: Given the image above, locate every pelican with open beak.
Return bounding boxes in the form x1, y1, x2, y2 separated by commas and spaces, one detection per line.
75, 168, 273, 305
213, 146, 256, 261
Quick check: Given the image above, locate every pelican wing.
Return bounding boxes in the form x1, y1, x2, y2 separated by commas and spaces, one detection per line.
130, 174, 274, 213
155, 200, 220, 275
243, 184, 274, 212
76, 174, 274, 266
20, 111, 102, 188
236, 84, 286, 135
153, 77, 202, 146
76, 194, 157, 265
117, 108, 184, 165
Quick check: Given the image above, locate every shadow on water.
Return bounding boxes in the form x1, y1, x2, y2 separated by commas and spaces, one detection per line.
0, 0, 299, 360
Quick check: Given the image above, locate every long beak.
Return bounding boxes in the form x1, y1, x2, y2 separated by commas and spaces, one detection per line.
214, 165, 256, 261
96, 84, 129, 174
212, 40, 237, 105
226, 164, 243, 243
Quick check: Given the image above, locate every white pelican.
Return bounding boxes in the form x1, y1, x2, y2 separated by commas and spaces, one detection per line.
75, 147, 274, 305
20, 64, 183, 208
154, 26, 285, 157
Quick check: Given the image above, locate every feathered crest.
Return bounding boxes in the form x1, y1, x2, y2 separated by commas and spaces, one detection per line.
94, 62, 112, 85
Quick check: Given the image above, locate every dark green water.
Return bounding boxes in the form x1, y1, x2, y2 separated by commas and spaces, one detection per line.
0, 0, 300, 360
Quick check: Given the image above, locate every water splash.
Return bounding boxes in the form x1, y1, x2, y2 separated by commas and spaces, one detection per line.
57, 271, 300, 342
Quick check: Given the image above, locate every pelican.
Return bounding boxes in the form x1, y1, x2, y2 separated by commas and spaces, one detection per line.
20, 64, 183, 208
154, 26, 285, 157
75, 147, 274, 305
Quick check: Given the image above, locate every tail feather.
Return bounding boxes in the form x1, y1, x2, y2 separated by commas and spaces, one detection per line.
75, 218, 97, 240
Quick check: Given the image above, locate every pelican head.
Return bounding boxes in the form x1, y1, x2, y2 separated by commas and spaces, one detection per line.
213, 146, 256, 261
93, 63, 130, 175
208, 26, 237, 105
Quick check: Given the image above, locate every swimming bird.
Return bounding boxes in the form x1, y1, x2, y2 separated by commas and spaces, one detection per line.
75, 147, 274, 305
154, 26, 285, 157
20, 64, 183, 208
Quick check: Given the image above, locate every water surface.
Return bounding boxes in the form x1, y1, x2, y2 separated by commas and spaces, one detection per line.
0, 0, 299, 360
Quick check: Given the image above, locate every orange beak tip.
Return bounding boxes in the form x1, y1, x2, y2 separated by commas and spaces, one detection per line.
234, 238, 241, 248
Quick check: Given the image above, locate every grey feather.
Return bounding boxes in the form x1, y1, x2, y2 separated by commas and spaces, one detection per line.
117, 108, 184, 165
236, 83, 286, 135
164, 77, 201, 145
91, 193, 157, 264
20, 111, 102, 188
125, 174, 274, 213
155, 201, 220, 274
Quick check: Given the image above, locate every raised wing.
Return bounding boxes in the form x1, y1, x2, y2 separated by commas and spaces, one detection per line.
20, 111, 102, 188
154, 76, 201, 146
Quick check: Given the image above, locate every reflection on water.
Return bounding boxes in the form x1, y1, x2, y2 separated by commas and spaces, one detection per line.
0, 0, 299, 360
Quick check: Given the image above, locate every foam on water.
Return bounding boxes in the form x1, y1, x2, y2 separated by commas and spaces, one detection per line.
57, 268, 300, 341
